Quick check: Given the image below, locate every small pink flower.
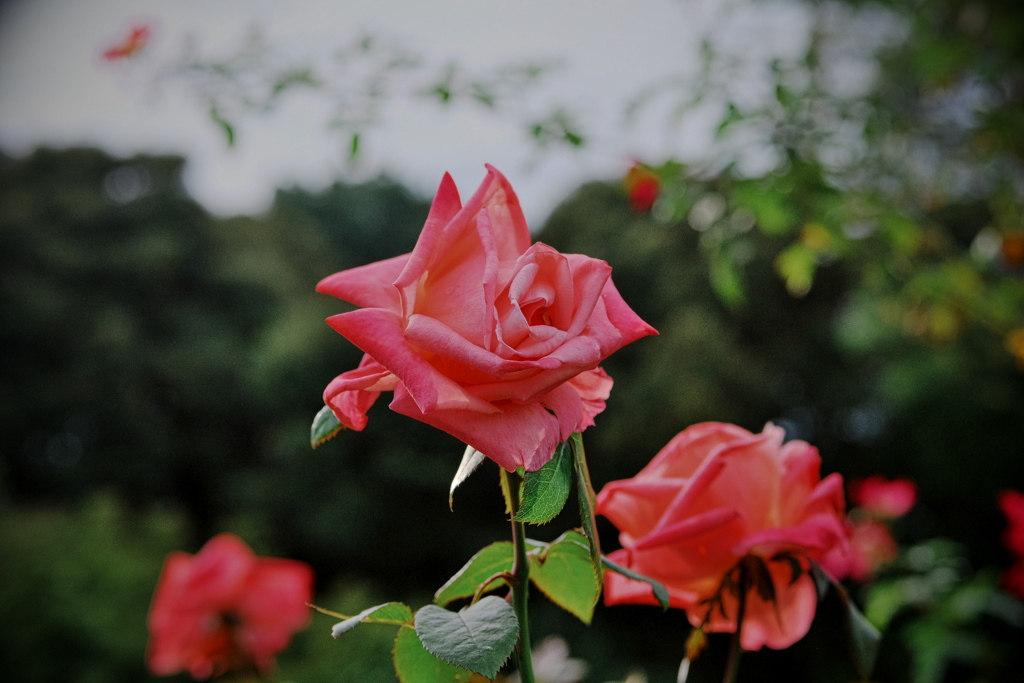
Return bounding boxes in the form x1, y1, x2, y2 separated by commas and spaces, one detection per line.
849, 475, 917, 520
318, 166, 656, 472
846, 519, 899, 582
147, 534, 313, 679
103, 24, 151, 61
596, 422, 849, 650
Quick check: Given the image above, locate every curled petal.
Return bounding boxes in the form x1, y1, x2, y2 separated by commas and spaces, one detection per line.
567, 366, 613, 429
327, 308, 497, 415
323, 355, 398, 430
316, 253, 409, 312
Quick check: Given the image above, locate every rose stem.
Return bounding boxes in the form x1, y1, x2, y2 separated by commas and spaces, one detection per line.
722, 563, 748, 683
502, 469, 536, 683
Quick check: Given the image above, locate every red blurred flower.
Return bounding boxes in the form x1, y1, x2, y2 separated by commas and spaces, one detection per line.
597, 422, 849, 650
147, 534, 313, 679
846, 519, 899, 582
103, 24, 151, 61
623, 163, 660, 213
1001, 232, 1024, 269
849, 475, 917, 520
998, 489, 1024, 598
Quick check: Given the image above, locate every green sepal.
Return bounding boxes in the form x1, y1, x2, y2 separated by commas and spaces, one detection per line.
450, 445, 487, 510
392, 625, 486, 683
434, 542, 514, 606
311, 405, 344, 449
569, 433, 603, 592
810, 562, 880, 681
414, 597, 519, 679
331, 602, 413, 638
514, 441, 573, 524
601, 555, 671, 611
528, 530, 600, 624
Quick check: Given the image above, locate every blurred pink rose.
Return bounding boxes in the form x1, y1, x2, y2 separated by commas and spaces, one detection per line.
998, 489, 1024, 598
147, 534, 313, 679
596, 422, 849, 650
318, 165, 656, 471
849, 475, 917, 520
847, 519, 899, 582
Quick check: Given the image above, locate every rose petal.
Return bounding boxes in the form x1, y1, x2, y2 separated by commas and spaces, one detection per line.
597, 479, 687, 543
693, 562, 818, 651
602, 548, 701, 609
323, 355, 398, 430
637, 422, 754, 480
538, 381, 586, 441
396, 167, 530, 343
404, 314, 547, 380
634, 507, 742, 551
567, 366, 613, 429
315, 253, 410, 312
394, 172, 463, 318
389, 384, 561, 471
327, 308, 497, 415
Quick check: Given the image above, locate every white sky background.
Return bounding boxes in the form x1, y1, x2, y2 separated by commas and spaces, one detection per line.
0, 0, 818, 226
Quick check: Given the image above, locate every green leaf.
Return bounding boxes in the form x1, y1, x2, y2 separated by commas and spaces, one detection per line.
734, 183, 797, 235
570, 433, 603, 592
810, 563, 880, 681
514, 441, 572, 524
414, 597, 519, 678
332, 602, 413, 638
529, 530, 600, 624
349, 133, 361, 160
434, 542, 513, 607
311, 405, 344, 449
450, 445, 487, 510
845, 598, 882, 681
709, 250, 745, 309
601, 556, 671, 611
392, 626, 485, 683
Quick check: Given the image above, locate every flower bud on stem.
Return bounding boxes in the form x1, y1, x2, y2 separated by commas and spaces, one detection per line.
502, 469, 535, 683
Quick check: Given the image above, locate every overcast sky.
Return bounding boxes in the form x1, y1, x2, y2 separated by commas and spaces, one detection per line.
0, 0, 813, 225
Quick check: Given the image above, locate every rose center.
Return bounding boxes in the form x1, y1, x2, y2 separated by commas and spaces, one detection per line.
529, 305, 553, 327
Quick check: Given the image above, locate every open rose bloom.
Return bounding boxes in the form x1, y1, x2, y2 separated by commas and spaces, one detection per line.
318, 165, 655, 471
147, 534, 313, 679
597, 422, 850, 650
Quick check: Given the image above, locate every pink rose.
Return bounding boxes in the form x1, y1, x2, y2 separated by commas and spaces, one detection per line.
596, 422, 849, 651
147, 534, 313, 679
849, 475, 917, 520
847, 519, 899, 582
318, 165, 656, 471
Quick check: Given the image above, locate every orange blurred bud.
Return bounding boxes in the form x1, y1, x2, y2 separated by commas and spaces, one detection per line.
623, 163, 661, 213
